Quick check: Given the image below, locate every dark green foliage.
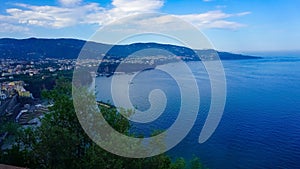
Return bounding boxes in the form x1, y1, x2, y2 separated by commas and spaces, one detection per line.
0, 78, 206, 169
189, 156, 207, 169
170, 157, 186, 169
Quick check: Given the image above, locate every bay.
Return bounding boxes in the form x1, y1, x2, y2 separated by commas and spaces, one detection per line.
96, 56, 300, 169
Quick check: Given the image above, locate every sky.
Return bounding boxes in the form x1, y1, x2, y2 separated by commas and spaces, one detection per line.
0, 0, 299, 53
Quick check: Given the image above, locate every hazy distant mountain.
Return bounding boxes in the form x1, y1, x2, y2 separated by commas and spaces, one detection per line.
0, 38, 261, 60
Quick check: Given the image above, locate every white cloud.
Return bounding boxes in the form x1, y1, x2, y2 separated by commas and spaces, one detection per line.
112, 0, 164, 12
1, 3, 105, 28
0, 23, 29, 33
97, 0, 164, 24
236, 11, 251, 16
0, 0, 250, 32
59, 0, 82, 7
177, 10, 251, 29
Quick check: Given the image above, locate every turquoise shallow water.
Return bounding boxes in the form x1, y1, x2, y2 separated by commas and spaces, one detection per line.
96, 57, 300, 169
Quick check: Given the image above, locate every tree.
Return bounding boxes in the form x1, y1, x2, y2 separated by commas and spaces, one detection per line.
190, 156, 207, 169
170, 158, 186, 169
0, 78, 206, 169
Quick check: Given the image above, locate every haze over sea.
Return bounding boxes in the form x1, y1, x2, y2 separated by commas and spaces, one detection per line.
96, 56, 300, 169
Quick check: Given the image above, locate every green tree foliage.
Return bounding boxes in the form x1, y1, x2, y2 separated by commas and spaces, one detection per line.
0, 78, 206, 169
189, 156, 207, 169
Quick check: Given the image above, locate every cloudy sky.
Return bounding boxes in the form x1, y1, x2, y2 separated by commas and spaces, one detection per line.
0, 0, 299, 52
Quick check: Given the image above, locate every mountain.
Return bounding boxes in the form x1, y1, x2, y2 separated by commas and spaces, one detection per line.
0, 38, 109, 60
0, 38, 261, 60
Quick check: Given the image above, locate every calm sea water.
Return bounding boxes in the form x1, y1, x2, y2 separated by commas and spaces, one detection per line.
96, 56, 300, 169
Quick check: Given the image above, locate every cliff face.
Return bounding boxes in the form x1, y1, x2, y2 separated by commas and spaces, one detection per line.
0, 94, 20, 117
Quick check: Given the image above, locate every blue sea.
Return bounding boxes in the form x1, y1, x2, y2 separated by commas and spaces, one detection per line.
96, 56, 300, 169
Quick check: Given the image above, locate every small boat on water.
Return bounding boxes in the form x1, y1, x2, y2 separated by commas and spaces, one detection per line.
128, 81, 134, 85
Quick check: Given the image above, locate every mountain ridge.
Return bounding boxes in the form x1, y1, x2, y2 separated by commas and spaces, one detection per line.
0, 38, 261, 60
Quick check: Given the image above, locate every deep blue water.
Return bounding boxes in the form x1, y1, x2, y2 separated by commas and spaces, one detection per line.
96, 57, 300, 169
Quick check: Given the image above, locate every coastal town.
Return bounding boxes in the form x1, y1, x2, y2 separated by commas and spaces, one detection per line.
0, 58, 75, 81
0, 58, 77, 149
0, 55, 173, 149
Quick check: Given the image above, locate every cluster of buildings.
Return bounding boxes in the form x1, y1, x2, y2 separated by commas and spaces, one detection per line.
15, 103, 49, 125
1, 102, 50, 149
0, 55, 182, 81
0, 79, 50, 125
76, 55, 179, 67
0, 80, 49, 126
0, 81, 33, 123
1, 81, 31, 100
0, 58, 75, 80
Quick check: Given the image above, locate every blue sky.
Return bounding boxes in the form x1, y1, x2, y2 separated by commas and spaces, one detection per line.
0, 0, 299, 53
